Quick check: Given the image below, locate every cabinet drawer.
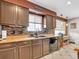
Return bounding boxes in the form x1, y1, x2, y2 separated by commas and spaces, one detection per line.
32, 40, 42, 44
17, 41, 31, 46
0, 43, 16, 49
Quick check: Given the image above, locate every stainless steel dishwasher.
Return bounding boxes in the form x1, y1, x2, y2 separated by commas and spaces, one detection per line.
49, 37, 59, 53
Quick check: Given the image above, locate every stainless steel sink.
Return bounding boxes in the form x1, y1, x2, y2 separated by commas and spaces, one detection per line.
38, 35, 46, 37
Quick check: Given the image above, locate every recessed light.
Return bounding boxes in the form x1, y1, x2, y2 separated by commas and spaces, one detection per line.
67, 1, 71, 5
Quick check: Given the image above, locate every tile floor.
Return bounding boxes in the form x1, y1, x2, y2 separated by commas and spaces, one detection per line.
40, 44, 79, 59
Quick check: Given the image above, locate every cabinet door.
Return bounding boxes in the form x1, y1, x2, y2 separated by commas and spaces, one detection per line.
19, 45, 31, 59
43, 39, 49, 55
0, 47, 17, 59
1, 2, 17, 25
32, 40, 42, 59
46, 15, 55, 29
53, 16, 56, 28
17, 6, 29, 26
18, 41, 32, 59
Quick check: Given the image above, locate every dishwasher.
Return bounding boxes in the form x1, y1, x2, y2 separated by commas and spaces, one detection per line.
49, 37, 59, 53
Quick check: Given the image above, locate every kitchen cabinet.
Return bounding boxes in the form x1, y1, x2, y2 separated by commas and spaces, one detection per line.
0, 43, 17, 59
17, 6, 29, 26
42, 39, 49, 55
18, 41, 32, 59
46, 15, 56, 29
0, 1, 17, 25
0, 38, 50, 59
53, 16, 56, 28
3, 0, 57, 16
32, 40, 42, 59
0, 1, 29, 27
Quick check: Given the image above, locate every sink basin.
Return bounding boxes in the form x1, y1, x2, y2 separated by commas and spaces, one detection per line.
38, 35, 46, 37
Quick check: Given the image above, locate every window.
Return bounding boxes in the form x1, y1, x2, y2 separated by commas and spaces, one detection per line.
55, 20, 66, 36
27, 14, 42, 32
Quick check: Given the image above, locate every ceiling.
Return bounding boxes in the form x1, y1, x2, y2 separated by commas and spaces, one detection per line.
28, 0, 79, 19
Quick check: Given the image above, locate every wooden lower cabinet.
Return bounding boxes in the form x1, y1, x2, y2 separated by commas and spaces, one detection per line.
32, 40, 42, 59
42, 39, 50, 55
32, 44, 42, 59
0, 39, 50, 59
18, 41, 32, 59
19, 45, 32, 59
0, 44, 17, 59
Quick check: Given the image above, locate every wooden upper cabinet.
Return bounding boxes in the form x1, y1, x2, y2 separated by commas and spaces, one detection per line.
0, 1, 17, 25
0, 1, 29, 27
46, 15, 56, 29
17, 6, 29, 26
53, 16, 56, 28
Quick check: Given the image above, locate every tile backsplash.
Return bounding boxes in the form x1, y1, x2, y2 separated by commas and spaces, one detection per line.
2, 25, 24, 35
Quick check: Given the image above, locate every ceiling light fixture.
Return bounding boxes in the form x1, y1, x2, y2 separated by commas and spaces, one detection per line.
67, 1, 71, 5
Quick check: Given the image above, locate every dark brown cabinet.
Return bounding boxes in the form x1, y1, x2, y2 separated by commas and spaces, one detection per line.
0, 43, 17, 59
42, 39, 49, 55
0, 1, 29, 27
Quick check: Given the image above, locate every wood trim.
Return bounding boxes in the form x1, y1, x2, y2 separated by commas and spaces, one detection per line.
63, 22, 67, 36
3, 0, 57, 16
56, 16, 67, 22
29, 12, 44, 16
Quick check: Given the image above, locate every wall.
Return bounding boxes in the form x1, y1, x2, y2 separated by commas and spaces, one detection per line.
68, 17, 79, 43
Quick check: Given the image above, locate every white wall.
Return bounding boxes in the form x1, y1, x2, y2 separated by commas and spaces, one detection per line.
68, 18, 79, 43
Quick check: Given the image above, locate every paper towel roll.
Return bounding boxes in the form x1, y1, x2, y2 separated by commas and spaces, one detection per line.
2, 30, 7, 39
